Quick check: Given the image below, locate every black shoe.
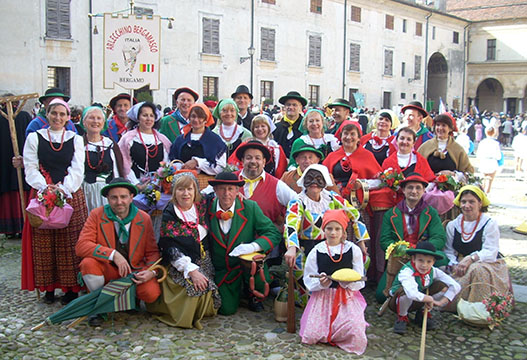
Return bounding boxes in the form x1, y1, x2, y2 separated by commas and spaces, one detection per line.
61, 291, 78, 305
88, 314, 104, 327
393, 317, 408, 334
43, 291, 55, 304
248, 297, 264, 312
414, 310, 438, 330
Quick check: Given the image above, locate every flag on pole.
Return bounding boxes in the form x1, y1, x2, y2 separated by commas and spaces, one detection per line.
439, 97, 447, 114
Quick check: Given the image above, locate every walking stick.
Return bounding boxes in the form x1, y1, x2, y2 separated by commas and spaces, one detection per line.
286, 267, 295, 333
419, 288, 430, 360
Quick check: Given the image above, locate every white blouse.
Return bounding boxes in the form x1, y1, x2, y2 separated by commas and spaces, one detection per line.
23, 129, 85, 196
303, 241, 365, 292
445, 213, 500, 265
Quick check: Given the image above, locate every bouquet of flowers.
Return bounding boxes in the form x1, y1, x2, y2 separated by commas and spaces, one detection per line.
155, 161, 178, 194
378, 168, 404, 192
385, 240, 413, 260
482, 291, 514, 330
462, 172, 483, 188
26, 188, 73, 229
435, 174, 461, 192
133, 172, 171, 214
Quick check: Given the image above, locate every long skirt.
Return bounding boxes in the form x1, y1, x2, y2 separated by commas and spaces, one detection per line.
82, 181, 108, 213
444, 259, 511, 312
147, 253, 221, 329
0, 190, 28, 234
300, 287, 368, 355
29, 189, 88, 292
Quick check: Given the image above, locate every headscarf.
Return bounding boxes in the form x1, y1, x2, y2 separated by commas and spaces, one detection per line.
374, 109, 400, 130
212, 99, 239, 121
335, 120, 362, 141
454, 185, 490, 207
182, 103, 215, 134
251, 114, 276, 136
47, 98, 71, 115
80, 106, 108, 133
297, 163, 333, 189
126, 102, 162, 123
321, 209, 349, 231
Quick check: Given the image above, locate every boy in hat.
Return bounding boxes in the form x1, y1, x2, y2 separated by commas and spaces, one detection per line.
389, 241, 461, 334
327, 98, 354, 135
207, 171, 281, 314
399, 101, 433, 150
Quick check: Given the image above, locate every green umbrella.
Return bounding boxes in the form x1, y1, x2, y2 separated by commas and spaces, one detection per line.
31, 274, 137, 331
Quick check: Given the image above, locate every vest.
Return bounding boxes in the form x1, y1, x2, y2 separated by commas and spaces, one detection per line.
316, 244, 353, 288
452, 218, 491, 257
241, 172, 283, 225
37, 132, 75, 184
391, 261, 435, 294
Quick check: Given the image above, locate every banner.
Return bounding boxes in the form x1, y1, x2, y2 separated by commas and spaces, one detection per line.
103, 14, 161, 90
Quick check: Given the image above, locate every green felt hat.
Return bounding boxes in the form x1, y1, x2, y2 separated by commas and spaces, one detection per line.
101, 177, 138, 197
406, 241, 444, 260
328, 98, 353, 112
290, 144, 324, 160
39, 88, 70, 103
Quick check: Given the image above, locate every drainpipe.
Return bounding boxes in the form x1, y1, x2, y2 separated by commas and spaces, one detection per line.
89, 0, 94, 103
461, 23, 470, 112
342, 0, 347, 98
423, 13, 432, 107
250, 0, 254, 94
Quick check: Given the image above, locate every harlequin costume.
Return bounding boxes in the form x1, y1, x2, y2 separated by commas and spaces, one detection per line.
284, 164, 369, 306
75, 179, 161, 303
300, 210, 368, 354
207, 173, 282, 315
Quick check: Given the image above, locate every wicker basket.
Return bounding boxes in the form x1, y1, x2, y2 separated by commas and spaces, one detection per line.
383, 255, 409, 297
456, 282, 508, 329
27, 206, 53, 228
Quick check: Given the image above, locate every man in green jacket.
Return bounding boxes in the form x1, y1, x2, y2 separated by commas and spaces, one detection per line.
159, 87, 199, 142
376, 173, 447, 303
207, 172, 281, 315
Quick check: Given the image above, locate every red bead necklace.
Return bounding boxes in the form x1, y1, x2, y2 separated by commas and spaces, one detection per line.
220, 123, 238, 142
47, 128, 66, 152
461, 213, 482, 241
325, 241, 344, 263
85, 139, 105, 170
176, 204, 199, 230
138, 130, 159, 159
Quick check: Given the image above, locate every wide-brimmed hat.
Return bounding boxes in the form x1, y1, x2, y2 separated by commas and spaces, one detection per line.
279, 91, 307, 107
235, 140, 272, 162
173, 87, 199, 102
406, 241, 444, 260
328, 98, 353, 112
290, 144, 324, 161
39, 88, 70, 103
400, 172, 428, 188
454, 185, 490, 208
101, 177, 138, 197
401, 101, 428, 118
322, 209, 350, 231
109, 93, 138, 109
231, 85, 253, 100
208, 171, 245, 187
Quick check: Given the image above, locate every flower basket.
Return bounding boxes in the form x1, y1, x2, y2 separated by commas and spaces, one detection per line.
383, 240, 413, 297
422, 183, 455, 215
456, 282, 513, 330
26, 189, 73, 229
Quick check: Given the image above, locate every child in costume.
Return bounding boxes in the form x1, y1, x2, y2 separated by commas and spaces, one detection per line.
389, 241, 461, 334
300, 209, 368, 355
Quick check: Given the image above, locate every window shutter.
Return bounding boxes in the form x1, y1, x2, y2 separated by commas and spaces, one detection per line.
203, 18, 211, 53
309, 35, 321, 66
414, 55, 421, 80
211, 19, 220, 54
384, 50, 393, 76
350, 43, 360, 71
58, 0, 71, 39
269, 29, 275, 61
46, 0, 59, 38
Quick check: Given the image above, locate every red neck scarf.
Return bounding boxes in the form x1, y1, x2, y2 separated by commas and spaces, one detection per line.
411, 260, 431, 288
113, 115, 127, 134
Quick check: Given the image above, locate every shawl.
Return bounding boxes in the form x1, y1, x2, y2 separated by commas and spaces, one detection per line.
170, 127, 227, 166
417, 136, 474, 173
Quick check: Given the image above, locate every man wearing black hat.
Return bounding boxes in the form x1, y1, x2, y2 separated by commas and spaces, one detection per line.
103, 93, 138, 142
207, 171, 281, 314
273, 91, 308, 158
400, 101, 433, 150
76, 178, 161, 325
159, 87, 199, 142
231, 85, 254, 130
327, 98, 353, 135
234, 140, 297, 228
280, 144, 340, 193
25, 88, 77, 136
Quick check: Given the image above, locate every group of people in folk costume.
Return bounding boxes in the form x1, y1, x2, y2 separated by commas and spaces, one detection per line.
3, 85, 512, 355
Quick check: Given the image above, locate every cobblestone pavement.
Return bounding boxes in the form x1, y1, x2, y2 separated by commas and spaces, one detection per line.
1, 150, 527, 360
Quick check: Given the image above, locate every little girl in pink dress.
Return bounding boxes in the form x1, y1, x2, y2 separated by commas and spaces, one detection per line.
299, 210, 368, 354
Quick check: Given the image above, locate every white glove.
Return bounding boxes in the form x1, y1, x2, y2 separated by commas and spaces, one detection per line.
228, 242, 262, 257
